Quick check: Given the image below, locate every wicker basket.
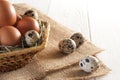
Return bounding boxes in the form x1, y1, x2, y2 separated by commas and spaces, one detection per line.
0, 6, 50, 72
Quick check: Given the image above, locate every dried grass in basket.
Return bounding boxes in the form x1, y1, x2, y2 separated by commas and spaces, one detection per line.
0, 20, 50, 72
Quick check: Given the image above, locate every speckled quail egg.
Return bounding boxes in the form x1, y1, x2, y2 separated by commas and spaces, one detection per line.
25, 30, 40, 47
24, 9, 38, 20
59, 38, 76, 54
70, 32, 84, 48
79, 56, 100, 73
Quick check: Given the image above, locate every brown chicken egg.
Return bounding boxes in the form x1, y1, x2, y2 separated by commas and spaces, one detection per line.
16, 17, 40, 35
0, 0, 17, 27
0, 26, 21, 46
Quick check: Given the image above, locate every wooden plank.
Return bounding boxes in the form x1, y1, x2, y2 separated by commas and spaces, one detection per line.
88, 0, 120, 80
48, 0, 91, 40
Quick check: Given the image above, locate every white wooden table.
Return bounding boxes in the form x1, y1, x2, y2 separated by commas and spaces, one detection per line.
10, 0, 120, 80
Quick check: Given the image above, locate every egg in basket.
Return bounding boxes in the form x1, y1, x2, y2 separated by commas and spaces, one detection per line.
0, 0, 50, 72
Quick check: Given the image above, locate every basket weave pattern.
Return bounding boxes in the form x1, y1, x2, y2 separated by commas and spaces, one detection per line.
0, 51, 36, 72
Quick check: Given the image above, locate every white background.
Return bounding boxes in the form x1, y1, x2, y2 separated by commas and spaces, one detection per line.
10, 0, 120, 80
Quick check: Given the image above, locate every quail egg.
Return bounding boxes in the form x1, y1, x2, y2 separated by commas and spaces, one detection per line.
25, 30, 40, 47
70, 32, 84, 48
59, 38, 76, 54
24, 9, 38, 20
79, 56, 100, 73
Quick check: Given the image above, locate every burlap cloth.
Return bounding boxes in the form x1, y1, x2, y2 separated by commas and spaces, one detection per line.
0, 4, 110, 80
